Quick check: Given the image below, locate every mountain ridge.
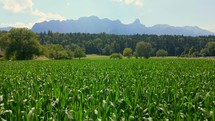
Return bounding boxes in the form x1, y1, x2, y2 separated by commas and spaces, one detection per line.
0, 27, 14, 31
1, 16, 214, 36
31, 16, 214, 36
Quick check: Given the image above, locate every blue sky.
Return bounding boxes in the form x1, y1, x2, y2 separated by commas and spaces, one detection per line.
0, 0, 215, 32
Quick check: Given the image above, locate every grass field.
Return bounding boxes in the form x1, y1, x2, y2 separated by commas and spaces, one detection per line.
85, 54, 110, 60
0, 58, 214, 120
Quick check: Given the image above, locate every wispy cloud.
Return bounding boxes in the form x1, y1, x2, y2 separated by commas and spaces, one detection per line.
1, 0, 64, 28
32, 9, 64, 22
1, 0, 33, 13
0, 22, 34, 28
113, 0, 143, 7
134, 0, 143, 7
200, 25, 215, 32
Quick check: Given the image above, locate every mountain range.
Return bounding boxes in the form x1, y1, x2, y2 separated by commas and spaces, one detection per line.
0, 27, 13, 31
2, 16, 215, 36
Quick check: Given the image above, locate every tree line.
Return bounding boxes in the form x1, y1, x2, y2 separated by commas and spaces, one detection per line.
0, 28, 215, 60
38, 31, 215, 56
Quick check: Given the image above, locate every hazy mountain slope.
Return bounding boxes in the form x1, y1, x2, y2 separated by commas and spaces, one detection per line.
30, 16, 215, 36
0, 27, 13, 31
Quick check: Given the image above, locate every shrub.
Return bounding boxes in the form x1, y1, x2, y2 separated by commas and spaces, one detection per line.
123, 48, 132, 58
156, 49, 168, 57
110, 53, 123, 59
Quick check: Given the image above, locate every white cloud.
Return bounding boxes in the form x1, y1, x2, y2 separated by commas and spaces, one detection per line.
134, 0, 143, 7
1, 0, 33, 13
1, 0, 64, 27
32, 9, 64, 22
124, 0, 134, 4
200, 25, 215, 32
0, 22, 34, 28
113, 0, 143, 7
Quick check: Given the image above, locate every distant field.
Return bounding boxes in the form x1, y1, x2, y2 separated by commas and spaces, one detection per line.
85, 55, 215, 60
0, 58, 214, 120
85, 54, 110, 60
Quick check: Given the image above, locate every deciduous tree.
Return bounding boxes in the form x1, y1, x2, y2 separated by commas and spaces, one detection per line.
1, 28, 42, 60
44, 44, 73, 59
205, 42, 215, 56
135, 41, 152, 59
74, 47, 86, 59
123, 48, 132, 58
156, 49, 168, 57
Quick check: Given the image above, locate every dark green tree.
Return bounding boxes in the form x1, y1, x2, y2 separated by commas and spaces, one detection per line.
0, 49, 3, 58
64, 44, 80, 51
0, 28, 42, 60
135, 41, 152, 59
200, 48, 208, 57
181, 48, 190, 57
93, 38, 103, 55
74, 47, 86, 59
205, 42, 215, 56
180, 46, 200, 57
36, 32, 215, 56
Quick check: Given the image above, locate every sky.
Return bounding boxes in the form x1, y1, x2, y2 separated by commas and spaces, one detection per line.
0, 0, 215, 32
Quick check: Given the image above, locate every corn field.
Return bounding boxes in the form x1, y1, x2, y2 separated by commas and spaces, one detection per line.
0, 59, 214, 120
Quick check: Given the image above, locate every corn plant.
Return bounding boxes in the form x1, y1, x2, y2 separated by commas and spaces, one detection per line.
0, 58, 214, 120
